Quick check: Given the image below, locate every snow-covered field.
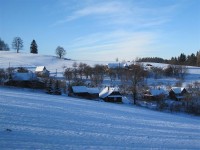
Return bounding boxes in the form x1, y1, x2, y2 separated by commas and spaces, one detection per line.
0, 51, 110, 74
1, 51, 200, 86
1, 52, 200, 149
1, 87, 200, 149
1, 51, 200, 82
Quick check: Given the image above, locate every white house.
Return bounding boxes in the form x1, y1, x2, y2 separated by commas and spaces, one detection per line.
107, 62, 131, 69
35, 66, 50, 77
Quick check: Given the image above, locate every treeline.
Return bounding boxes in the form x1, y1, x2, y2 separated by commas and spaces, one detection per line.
0, 38, 10, 51
136, 57, 168, 63
137, 51, 200, 67
0, 37, 66, 59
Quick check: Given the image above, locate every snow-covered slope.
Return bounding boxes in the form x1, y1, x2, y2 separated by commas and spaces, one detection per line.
0, 51, 110, 74
1, 51, 200, 74
0, 87, 200, 149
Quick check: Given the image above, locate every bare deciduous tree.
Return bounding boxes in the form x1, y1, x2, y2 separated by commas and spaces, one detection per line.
56, 46, 66, 59
128, 64, 147, 104
63, 68, 73, 85
91, 65, 105, 87
12, 37, 23, 53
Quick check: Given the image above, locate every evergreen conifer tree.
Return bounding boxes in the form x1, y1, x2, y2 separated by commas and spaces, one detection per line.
30, 39, 38, 54
54, 80, 61, 95
197, 51, 200, 67
46, 79, 53, 94
0, 38, 10, 51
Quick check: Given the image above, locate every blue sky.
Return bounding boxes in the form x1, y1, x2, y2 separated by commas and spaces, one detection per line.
0, 0, 200, 61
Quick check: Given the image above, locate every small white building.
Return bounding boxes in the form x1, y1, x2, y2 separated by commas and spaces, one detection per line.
107, 62, 131, 69
35, 66, 50, 77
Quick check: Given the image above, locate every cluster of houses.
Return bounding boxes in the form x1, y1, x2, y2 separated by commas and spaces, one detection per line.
3, 65, 188, 103
71, 86, 123, 103
70, 85, 188, 103
143, 87, 188, 101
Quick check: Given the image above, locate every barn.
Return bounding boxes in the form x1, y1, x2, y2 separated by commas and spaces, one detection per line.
169, 87, 187, 101
144, 88, 167, 101
71, 86, 100, 99
99, 87, 122, 103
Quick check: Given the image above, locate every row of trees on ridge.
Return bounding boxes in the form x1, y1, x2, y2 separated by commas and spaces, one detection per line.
137, 52, 200, 67
0, 37, 66, 58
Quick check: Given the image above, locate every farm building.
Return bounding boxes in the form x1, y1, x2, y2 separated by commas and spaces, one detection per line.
144, 88, 168, 101
169, 87, 187, 101
99, 87, 122, 103
4, 67, 45, 89
71, 86, 100, 99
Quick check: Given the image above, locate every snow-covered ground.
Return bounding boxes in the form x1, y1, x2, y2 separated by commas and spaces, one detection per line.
0, 51, 110, 75
1, 52, 200, 149
1, 51, 200, 82
0, 87, 200, 149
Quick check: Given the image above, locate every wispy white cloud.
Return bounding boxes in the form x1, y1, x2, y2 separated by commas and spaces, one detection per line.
67, 30, 158, 61
52, 0, 179, 28
66, 2, 123, 21
51, 0, 183, 61
51, 1, 128, 26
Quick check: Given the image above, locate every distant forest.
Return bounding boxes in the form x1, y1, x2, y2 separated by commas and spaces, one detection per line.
136, 52, 200, 67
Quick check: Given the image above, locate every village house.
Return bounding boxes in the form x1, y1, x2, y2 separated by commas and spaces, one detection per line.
99, 87, 122, 103
144, 88, 167, 101
11, 67, 37, 81
4, 67, 45, 89
169, 87, 187, 101
35, 66, 50, 77
71, 86, 100, 99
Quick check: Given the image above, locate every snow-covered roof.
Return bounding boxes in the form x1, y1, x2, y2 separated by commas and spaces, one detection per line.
72, 86, 87, 93
107, 62, 130, 69
171, 87, 185, 94
87, 87, 100, 94
12, 72, 36, 81
176, 96, 184, 99
99, 87, 121, 98
35, 66, 46, 72
72, 86, 99, 94
149, 88, 167, 96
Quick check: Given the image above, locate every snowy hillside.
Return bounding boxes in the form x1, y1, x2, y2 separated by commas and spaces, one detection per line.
1, 51, 200, 86
0, 87, 200, 149
0, 51, 110, 75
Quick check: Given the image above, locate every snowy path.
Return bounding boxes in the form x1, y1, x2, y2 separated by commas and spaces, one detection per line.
0, 87, 200, 149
